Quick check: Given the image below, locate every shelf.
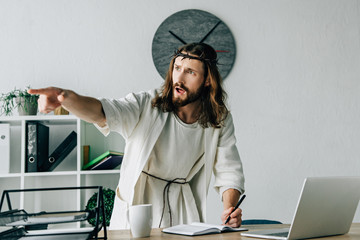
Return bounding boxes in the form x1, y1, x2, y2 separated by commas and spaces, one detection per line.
0, 114, 78, 122
24, 171, 78, 177
0, 115, 123, 212
0, 173, 22, 178
80, 170, 120, 175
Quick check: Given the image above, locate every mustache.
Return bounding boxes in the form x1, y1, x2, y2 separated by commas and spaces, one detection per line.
173, 82, 189, 92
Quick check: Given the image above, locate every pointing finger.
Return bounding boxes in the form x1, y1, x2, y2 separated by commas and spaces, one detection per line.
28, 88, 47, 95
28, 87, 62, 96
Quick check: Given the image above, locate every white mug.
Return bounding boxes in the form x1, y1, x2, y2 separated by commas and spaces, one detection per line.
128, 204, 153, 238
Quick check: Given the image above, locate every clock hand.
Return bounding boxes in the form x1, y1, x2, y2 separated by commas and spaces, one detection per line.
169, 31, 187, 45
199, 20, 221, 43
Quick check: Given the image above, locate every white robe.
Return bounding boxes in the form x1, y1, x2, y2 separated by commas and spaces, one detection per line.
137, 112, 205, 228
95, 89, 245, 230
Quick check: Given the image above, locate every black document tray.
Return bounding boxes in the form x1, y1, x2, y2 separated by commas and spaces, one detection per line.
0, 186, 107, 240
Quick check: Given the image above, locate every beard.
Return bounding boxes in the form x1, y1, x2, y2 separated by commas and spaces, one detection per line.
172, 82, 205, 108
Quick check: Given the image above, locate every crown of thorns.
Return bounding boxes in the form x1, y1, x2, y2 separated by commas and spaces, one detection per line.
172, 50, 218, 66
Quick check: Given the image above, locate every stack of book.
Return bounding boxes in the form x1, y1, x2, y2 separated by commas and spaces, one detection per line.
25, 121, 77, 172
82, 150, 123, 170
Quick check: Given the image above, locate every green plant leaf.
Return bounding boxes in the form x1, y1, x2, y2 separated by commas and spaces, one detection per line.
0, 86, 39, 116
85, 188, 115, 226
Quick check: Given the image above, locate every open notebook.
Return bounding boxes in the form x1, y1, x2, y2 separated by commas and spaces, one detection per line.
162, 222, 247, 236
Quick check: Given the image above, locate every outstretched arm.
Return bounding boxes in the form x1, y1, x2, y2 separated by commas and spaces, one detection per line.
28, 87, 106, 126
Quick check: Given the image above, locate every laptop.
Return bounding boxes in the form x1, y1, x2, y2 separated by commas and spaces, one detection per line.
241, 176, 360, 240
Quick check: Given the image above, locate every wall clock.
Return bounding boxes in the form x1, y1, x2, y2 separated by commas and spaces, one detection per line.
152, 9, 236, 80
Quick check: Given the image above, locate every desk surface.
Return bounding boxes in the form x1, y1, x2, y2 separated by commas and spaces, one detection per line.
101, 223, 360, 239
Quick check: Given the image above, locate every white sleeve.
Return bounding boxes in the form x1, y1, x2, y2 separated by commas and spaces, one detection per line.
213, 113, 245, 200
94, 91, 150, 139
94, 121, 110, 136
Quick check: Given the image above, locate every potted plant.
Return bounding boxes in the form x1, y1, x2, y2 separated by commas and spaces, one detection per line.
85, 188, 115, 227
0, 86, 39, 116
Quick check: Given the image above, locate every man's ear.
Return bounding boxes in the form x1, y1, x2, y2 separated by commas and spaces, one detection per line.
204, 77, 210, 87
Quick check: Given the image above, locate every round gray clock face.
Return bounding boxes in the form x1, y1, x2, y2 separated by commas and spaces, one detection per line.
152, 9, 236, 80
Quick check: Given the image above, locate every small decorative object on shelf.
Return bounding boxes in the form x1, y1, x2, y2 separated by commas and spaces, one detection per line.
0, 86, 39, 116
54, 106, 69, 115
86, 188, 115, 227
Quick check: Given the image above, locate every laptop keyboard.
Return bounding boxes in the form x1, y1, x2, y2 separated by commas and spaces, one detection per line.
266, 232, 289, 237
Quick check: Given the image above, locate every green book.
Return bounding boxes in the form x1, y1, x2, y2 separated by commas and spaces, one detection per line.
82, 150, 123, 170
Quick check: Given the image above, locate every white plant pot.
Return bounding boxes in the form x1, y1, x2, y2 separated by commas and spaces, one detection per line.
16, 97, 38, 115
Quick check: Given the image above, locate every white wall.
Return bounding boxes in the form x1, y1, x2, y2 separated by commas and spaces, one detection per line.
1, 0, 359, 224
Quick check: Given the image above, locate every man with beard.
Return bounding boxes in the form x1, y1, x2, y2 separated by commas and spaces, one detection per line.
29, 43, 245, 230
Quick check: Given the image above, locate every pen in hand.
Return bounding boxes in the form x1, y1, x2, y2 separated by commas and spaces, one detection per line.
224, 194, 246, 225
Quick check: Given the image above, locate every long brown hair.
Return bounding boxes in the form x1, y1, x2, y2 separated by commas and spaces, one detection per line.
152, 43, 229, 128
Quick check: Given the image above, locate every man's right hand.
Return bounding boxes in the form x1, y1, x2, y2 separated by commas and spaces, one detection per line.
28, 86, 106, 125
28, 87, 67, 114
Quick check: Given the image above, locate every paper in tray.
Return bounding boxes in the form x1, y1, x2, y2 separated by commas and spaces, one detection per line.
20, 227, 95, 239
0, 227, 94, 240
6, 211, 89, 226
0, 210, 28, 226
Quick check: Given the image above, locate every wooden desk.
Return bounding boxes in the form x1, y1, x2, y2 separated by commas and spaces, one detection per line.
101, 223, 360, 239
